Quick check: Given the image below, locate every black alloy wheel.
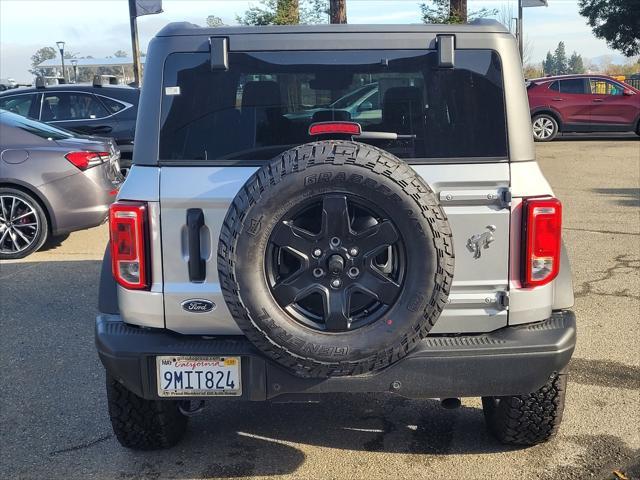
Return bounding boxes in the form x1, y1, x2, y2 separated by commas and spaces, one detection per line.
266, 194, 405, 332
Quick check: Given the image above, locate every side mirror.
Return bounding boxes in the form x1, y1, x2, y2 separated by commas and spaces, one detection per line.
358, 101, 373, 112
623, 88, 635, 96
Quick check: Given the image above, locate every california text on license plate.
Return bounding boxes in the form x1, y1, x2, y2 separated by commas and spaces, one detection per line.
156, 356, 241, 397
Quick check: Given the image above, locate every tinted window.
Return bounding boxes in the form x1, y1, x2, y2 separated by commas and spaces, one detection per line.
590, 79, 623, 95
42, 92, 109, 121
559, 79, 586, 94
100, 96, 126, 113
160, 50, 507, 162
0, 94, 38, 118
0, 109, 73, 140
548, 81, 559, 92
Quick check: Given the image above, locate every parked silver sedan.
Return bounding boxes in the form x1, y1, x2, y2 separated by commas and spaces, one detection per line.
0, 110, 123, 259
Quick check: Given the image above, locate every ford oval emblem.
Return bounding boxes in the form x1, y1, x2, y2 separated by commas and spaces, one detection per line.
181, 299, 216, 313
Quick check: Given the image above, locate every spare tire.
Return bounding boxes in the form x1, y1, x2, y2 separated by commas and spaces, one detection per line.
218, 141, 454, 377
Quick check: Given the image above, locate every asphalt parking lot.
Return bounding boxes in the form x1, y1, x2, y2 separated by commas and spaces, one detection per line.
1, 137, 638, 480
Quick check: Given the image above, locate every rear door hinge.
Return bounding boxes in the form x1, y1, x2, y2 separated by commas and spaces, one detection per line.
447, 291, 509, 311
439, 188, 511, 208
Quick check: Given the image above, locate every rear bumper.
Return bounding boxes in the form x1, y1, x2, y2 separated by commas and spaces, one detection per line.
96, 310, 576, 401
44, 167, 120, 235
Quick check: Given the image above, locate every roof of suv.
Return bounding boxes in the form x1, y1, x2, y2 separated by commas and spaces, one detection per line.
529, 74, 618, 83
157, 20, 509, 37
0, 84, 139, 101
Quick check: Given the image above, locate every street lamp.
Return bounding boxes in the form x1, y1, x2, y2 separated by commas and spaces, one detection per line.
71, 59, 78, 83
56, 41, 66, 82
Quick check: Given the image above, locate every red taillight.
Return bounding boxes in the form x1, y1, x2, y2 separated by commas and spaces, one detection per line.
522, 197, 562, 287
308, 121, 362, 136
65, 151, 110, 170
109, 202, 149, 290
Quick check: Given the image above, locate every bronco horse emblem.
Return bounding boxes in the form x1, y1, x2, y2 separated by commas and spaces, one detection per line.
467, 225, 496, 259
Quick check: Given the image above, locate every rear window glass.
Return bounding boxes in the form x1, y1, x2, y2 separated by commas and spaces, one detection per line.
100, 96, 126, 113
558, 79, 586, 94
0, 109, 73, 140
160, 50, 507, 162
0, 94, 38, 118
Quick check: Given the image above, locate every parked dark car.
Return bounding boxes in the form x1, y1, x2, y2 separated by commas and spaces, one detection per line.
0, 110, 123, 259
527, 74, 640, 141
0, 82, 139, 172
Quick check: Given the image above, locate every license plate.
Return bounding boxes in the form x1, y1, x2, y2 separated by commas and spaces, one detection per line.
156, 356, 241, 397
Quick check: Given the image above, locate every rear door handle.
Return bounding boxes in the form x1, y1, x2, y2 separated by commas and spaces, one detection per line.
593, 98, 604, 102
186, 208, 206, 282
90, 125, 113, 134
552, 98, 564, 101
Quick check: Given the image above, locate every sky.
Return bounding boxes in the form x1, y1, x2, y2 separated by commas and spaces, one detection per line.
0, 0, 631, 82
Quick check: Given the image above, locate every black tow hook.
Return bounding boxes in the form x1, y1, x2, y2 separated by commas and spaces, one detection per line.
440, 398, 461, 410
178, 400, 206, 417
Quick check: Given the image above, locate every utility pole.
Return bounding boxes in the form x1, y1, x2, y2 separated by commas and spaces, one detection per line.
518, 0, 524, 60
128, 0, 163, 87
128, 1, 142, 87
330, 0, 347, 24
56, 41, 66, 82
450, 0, 467, 22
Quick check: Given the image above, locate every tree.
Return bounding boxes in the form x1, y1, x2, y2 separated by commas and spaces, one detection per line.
579, 0, 639, 57
329, 0, 347, 23
237, 0, 298, 25
237, 0, 328, 25
568, 52, 585, 74
113, 50, 128, 58
206, 15, 224, 27
542, 51, 555, 75
554, 41, 568, 75
420, 0, 496, 24
29, 46, 57, 75
523, 63, 543, 79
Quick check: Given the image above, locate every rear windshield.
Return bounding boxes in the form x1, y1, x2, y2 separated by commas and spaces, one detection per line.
160, 49, 507, 163
0, 109, 73, 141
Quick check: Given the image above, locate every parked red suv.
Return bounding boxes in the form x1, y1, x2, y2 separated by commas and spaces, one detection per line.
527, 74, 640, 141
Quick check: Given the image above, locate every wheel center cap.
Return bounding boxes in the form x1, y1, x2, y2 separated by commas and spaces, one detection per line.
327, 254, 345, 275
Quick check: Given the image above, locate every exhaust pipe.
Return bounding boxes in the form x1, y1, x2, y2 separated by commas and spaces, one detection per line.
440, 397, 461, 410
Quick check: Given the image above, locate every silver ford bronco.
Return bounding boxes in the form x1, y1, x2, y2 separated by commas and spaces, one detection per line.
96, 20, 576, 450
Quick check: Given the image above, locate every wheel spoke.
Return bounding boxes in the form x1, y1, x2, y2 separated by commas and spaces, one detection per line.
357, 265, 401, 304
9, 197, 16, 220
356, 220, 399, 256
12, 228, 30, 246
0, 228, 9, 246
0, 198, 8, 221
8, 229, 20, 251
270, 222, 316, 257
271, 271, 315, 306
321, 195, 351, 238
10, 211, 34, 222
323, 289, 350, 331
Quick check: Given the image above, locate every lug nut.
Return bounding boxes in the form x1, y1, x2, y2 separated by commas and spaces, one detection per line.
312, 248, 322, 258
349, 247, 359, 257
330, 237, 341, 247
348, 267, 360, 279
331, 279, 342, 289
313, 268, 324, 278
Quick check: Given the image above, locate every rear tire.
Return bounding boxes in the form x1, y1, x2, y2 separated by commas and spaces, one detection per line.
106, 375, 188, 450
482, 370, 567, 446
0, 187, 49, 260
218, 141, 454, 378
532, 114, 559, 142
